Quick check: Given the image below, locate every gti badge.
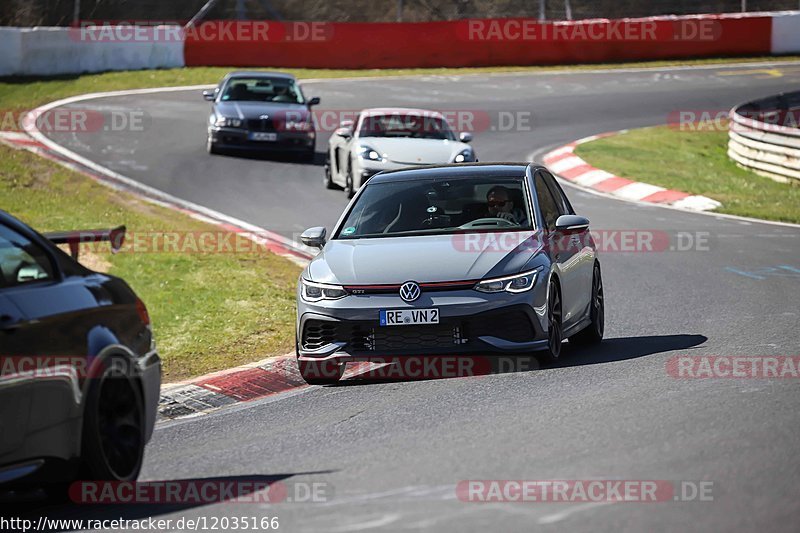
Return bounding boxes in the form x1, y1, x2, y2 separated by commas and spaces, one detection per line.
399, 281, 421, 302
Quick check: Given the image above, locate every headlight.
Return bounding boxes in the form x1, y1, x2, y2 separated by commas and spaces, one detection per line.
215, 116, 242, 128
300, 279, 348, 302
285, 120, 313, 131
359, 145, 384, 162
474, 269, 539, 294
454, 148, 474, 163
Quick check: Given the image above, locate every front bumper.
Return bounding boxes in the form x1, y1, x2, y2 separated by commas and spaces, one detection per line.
296, 285, 549, 362
209, 126, 315, 152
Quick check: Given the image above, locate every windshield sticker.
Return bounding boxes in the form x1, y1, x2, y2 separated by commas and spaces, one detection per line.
342, 226, 356, 235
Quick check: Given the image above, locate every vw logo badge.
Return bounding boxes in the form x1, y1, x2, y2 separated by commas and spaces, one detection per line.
399, 281, 421, 302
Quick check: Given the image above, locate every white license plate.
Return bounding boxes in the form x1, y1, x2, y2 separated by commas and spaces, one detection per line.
380, 308, 439, 326
249, 132, 277, 141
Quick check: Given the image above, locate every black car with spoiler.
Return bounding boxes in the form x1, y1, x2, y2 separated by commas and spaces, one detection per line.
0, 209, 160, 497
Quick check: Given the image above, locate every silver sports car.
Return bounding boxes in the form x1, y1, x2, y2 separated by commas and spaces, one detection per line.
296, 163, 604, 384
324, 108, 476, 198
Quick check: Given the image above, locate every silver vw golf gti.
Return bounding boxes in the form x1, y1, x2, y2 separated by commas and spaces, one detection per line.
296, 163, 604, 384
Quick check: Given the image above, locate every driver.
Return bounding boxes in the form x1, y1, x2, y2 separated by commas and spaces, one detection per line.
485, 186, 526, 225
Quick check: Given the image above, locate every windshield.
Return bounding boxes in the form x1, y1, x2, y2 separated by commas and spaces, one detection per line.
358, 113, 455, 140
336, 177, 533, 239
220, 77, 305, 104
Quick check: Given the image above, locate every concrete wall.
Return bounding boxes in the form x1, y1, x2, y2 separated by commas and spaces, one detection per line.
0, 26, 184, 77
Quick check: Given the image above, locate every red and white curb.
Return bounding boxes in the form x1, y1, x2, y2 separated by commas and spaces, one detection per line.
158, 355, 381, 421
543, 132, 722, 212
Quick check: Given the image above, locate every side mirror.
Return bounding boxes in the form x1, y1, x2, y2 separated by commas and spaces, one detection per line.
202, 90, 215, 101
307, 96, 321, 107
335, 127, 353, 138
555, 214, 590, 233
459, 132, 473, 143
300, 227, 327, 249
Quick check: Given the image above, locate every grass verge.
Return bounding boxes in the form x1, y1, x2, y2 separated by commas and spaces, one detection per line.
574, 124, 800, 223
0, 143, 302, 381
1, 56, 799, 114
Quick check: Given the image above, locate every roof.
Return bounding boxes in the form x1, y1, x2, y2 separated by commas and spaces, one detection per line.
368, 163, 536, 184
223, 71, 297, 80
361, 107, 446, 118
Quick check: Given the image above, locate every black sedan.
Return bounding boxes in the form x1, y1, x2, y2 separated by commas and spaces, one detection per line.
204, 71, 321, 160
0, 210, 161, 497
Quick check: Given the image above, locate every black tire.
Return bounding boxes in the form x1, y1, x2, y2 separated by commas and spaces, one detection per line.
81, 359, 145, 482
570, 264, 605, 346
344, 160, 355, 199
540, 280, 563, 361
323, 152, 339, 189
298, 359, 345, 385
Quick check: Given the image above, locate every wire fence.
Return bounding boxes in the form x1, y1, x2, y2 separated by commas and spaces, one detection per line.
3, 0, 799, 26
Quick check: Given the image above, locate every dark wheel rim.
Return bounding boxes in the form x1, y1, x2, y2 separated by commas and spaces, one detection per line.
548, 284, 562, 358
593, 268, 605, 337
324, 155, 332, 185
345, 171, 353, 197
97, 376, 143, 479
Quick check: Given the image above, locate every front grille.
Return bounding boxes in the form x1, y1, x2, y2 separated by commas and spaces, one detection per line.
247, 118, 275, 132
302, 321, 338, 350
301, 310, 534, 353
372, 324, 461, 351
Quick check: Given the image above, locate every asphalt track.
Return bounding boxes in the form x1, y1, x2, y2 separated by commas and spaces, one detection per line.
27, 62, 800, 531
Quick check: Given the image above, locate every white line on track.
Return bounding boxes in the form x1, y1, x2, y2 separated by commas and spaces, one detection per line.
325, 513, 401, 532
537, 501, 615, 524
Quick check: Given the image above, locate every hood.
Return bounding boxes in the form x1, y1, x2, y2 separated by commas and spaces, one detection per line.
359, 138, 470, 165
214, 101, 310, 122
307, 232, 539, 285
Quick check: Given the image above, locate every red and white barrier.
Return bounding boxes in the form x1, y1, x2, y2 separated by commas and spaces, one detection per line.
0, 12, 797, 76
184, 12, 798, 69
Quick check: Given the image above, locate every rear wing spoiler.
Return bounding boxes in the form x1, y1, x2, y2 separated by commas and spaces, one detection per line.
43, 225, 126, 260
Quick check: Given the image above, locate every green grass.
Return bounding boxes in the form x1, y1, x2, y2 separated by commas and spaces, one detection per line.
574, 124, 800, 223
0, 144, 302, 381
1, 56, 798, 114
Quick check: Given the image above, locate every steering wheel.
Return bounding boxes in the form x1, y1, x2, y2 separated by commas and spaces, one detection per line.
459, 217, 517, 229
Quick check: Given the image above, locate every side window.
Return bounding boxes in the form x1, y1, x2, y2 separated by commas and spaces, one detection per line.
541, 171, 572, 215
534, 174, 560, 232
0, 224, 54, 289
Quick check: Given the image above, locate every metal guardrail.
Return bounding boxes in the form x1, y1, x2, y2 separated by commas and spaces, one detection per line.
728, 91, 800, 184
